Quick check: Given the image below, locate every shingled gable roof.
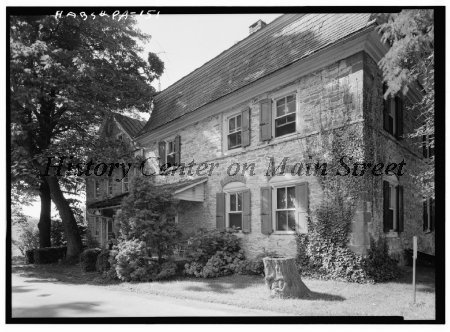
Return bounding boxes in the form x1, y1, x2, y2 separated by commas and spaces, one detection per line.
113, 113, 146, 138
138, 13, 374, 135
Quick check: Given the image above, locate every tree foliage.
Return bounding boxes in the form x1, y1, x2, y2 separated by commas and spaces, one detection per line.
375, 10, 434, 197
10, 14, 164, 257
116, 177, 182, 262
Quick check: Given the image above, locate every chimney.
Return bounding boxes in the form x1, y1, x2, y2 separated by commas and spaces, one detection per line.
249, 19, 267, 35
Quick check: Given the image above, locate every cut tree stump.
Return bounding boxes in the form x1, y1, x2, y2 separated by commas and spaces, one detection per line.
263, 257, 310, 299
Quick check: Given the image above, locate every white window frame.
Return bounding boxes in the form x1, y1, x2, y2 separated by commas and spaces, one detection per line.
384, 175, 399, 236
223, 182, 247, 231
272, 185, 297, 234
122, 176, 129, 193
273, 92, 297, 139
227, 113, 242, 150
164, 139, 176, 165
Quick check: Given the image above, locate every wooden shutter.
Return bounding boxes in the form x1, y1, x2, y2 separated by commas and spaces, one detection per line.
395, 96, 403, 139
216, 192, 226, 230
397, 185, 404, 232
259, 99, 272, 141
295, 182, 309, 234
241, 108, 251, 147
423, 199, 428, 231
260, 186, 272, 235
174, 135, 181, 165
383, 180, 391, 232
242, 190, 251, 233
430, 198, 435, 231
383, 84, 390, 132
158, 141, 166, 168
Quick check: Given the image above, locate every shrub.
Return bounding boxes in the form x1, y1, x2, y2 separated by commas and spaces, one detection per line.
15, 223, 39, 257
236, 251, 280, 276
362, 237, 401, 282
25, 249, 34, 264
80, 248, 101, 272
155, 261, 177, 280
116, 177, 182, 263
114, 240, 159, 282
33, 247, 67, 264
96, 249, 111, 273
104, 249, 119, 280
184, 229, 245, 278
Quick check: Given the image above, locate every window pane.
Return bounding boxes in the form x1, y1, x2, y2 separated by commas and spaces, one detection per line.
236, 115, 241, 129
288, 211, 296, 231
275, 121, 296, 137
229, 213, 242, 229
390, 186, 396, 209
229, 117, 235, 132
276, 211, 287, 231
228, 132, 241, 149
167, 154, 175, 166
286, 96, 295, 113
286, 113, 296, 123
237, 192, 242, 211
287, 186, 296, 208
277, 188, 286, 209
230, 193, 236, 211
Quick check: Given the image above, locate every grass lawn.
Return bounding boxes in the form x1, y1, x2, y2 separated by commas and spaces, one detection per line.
12, 263, 435, 319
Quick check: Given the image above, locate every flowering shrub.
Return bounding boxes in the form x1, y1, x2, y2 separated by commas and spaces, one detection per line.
235, 251, 279, 276
184, 229, 245, 278
114, 240, 158, 282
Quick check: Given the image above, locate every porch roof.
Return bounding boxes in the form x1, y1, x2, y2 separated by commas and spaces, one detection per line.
87, 177, 208, 209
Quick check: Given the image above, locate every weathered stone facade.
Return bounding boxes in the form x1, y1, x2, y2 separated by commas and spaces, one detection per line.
134, 48, 434, 260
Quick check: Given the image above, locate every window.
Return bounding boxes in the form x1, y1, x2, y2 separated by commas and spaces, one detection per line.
94, 180, 101, 199
227, 192, 243, 230
107, 178, 113, 196
122, 176, 129, 193
274, 186, 296, 231
383, 84, 403, 138
167, 214, 179, 224
383, 179, 403, 233
117, 134, 123, 141
227, 114, 242, 150
274, 94, 296, 138
107, 219, 114, 240
422, 133, 434, 159
423, 197, 435, 232
166, 140, 176, 166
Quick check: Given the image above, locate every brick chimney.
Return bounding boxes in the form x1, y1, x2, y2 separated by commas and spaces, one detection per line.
249, 19, 267, 35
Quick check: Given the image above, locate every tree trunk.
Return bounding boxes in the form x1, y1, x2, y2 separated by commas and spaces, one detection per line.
46, 176, 82, 260
38, 179, 52, 248
263, 257, 310, 299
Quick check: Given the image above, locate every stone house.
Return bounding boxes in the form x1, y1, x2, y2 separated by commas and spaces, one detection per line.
87, 14, 435, 260
85, 113, 146, 247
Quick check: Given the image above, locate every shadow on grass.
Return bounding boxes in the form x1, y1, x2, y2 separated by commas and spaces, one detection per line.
12, 301, 101, 318
12, 286, 36, 293
307, 291, 345, 302
389, 266, 435, 292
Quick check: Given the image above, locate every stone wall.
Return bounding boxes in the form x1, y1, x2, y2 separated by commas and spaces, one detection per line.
138, 52, 368, 258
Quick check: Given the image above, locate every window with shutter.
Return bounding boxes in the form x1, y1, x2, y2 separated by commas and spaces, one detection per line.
260, 186, 272, 235
274, 94, 296, 138
382, 85, 403, 139
159, 136, 181, 169
423, 197, 435, 232
216, 192, 226, 230
383, 178, 402, 233
222, 183, 251, 232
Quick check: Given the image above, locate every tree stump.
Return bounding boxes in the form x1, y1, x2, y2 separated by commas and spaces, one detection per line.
263, 257, 310, 299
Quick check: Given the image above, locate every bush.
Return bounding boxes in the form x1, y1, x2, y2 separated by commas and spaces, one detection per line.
25, 249, 34, 264
80, 248, 101, 272
15, 223, 39, 257
113, 240, 159, 282
96, 249, 111, 273
236, 251, 280, 276
155, 261, 178, 280
103, 249, 119, 280
362, 238, 401, 282
33, 247, 67, 264
184, 229, 245, 278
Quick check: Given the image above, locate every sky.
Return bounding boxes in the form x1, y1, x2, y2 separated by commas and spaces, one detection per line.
136, 14, 282, 90
21, 13, 282, 219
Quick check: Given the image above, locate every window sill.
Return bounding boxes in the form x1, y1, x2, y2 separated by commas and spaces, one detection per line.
272, 231, 296, 235
385, 231, 399, 238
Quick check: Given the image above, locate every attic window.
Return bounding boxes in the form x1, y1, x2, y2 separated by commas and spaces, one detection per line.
117, 134, 123, 141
